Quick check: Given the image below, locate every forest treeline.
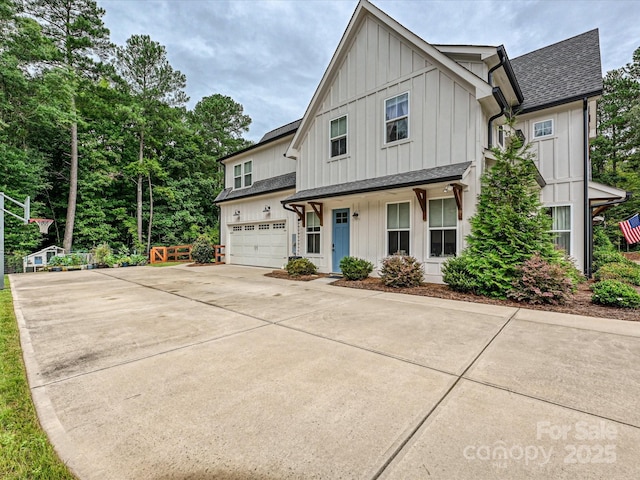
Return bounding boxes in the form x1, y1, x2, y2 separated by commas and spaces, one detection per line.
1, 0, 251, 261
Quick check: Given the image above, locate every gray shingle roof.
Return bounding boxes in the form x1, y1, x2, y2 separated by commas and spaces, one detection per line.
217, 119, 301, 163
258, 119, 302, 143
282, 162, 471, 204
511, 29, 603, 112
214, 172, 296, 203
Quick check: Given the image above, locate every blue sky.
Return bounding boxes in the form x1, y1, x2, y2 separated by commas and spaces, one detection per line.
99, 0, 640, 141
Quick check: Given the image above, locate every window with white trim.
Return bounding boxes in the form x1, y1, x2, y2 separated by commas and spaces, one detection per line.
429, 198, 457, 257
547, 205, 571, 254
385, 93, 409, 143
330, 116, 347, 157
533, 119, 553, 138
497, 125, 505, 147
306, 212, 321, 254
387, 202, 410, 255
233, 160, 252, 189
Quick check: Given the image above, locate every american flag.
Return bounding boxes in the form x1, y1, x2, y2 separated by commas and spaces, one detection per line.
619, 213, 640, 245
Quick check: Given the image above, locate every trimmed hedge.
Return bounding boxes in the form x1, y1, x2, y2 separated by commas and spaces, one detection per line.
594, 262, 640, 286
591, 280, 640, 309
339, 256, 373, 281
380, 255, 423, 288
286, 257, 317, 277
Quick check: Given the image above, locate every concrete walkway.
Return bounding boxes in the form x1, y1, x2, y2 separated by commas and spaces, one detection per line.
10, 265, 640, 479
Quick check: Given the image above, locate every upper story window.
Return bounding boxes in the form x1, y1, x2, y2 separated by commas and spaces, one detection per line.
385, 92, 409, 143
387, 201, 410, 255
233, 160, 252, 189
533, 119, 553, 139
429, 198, 457, 257
330, 116, 347, 157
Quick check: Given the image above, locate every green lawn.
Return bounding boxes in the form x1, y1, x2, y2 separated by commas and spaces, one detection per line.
146, 261, 188, 267
0, 276, 75, 479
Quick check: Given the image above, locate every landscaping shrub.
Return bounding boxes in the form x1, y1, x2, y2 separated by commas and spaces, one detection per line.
191, 235, 214, 264
93, 243, 111, 265
442, 255, 478, 293
130, 254, 147, 266
339, 256, 373, 281
507, 254, 575, 305
286, 257, 317, 277
380, 255, 423, 288
594, 262, 640, 286
591, 280, 640, 309
592, 226, 631, 271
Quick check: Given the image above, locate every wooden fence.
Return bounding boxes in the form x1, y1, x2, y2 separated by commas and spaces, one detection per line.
150, 245, 225, 264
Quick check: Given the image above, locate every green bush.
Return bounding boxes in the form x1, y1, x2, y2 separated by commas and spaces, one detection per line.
507, 254, 575, 305
591, 280, 640, 309
593, 249, 628, 271
339, 256, 373, 281
191, 235, 214, 264
93, 243, 111, 265
130, 254, 147, 266
286, 257, 317, 277
380, 255, 423, 288
442, 255, 478, 293
594, 262, 640, 286
592, 226, 632, 271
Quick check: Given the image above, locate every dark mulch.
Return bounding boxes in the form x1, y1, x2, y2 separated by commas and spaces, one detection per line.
265, 270, 329, 282
332, 277, 640, 322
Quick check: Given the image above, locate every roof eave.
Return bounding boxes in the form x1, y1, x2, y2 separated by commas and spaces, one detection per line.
282, 173, 467, 205
517, 89, 603, 115
215, 185, 296, 204
217, 129, 297, 163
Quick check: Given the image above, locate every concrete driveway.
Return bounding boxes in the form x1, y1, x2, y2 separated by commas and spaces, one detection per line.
10, 265, 640, 479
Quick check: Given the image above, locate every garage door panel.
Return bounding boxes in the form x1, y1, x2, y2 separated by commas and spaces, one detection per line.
229, 222, 288, 268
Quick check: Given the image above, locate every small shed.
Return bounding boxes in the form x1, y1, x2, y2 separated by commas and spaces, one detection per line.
23, 246, 65, 272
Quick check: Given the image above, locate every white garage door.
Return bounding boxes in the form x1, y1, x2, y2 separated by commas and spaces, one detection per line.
229, 221, 288, 268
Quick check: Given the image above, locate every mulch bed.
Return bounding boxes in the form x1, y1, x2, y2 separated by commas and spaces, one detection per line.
623, 252, 640, 261
265, 270, 330, 282
331, 277, 640, 322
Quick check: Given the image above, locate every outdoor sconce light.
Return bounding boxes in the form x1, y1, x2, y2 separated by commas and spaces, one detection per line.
352, 211, 359, 218
263, 205, 271, 213
233, 210, 240, 217
443, 184, 453, 193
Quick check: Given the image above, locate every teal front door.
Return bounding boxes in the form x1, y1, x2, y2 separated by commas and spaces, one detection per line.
332, 208, 350, 272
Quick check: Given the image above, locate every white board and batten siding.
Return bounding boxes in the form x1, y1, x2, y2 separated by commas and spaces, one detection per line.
297, 15, 479, 193
517, 102, 591, 270
224, 136, 296, 187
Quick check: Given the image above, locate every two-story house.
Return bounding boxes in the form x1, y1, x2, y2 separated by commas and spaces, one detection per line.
214, 0, 627, 281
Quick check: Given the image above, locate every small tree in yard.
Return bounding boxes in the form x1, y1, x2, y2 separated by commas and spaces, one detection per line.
191, 235, 213, 264
446, 118, 571, 299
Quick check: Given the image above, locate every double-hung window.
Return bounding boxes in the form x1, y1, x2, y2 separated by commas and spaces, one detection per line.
306, 212, 321, 254
429, 198, 457, 257
533, 119, 553, 138
387, 202, 410, 255
547, 205, 571, 254
233, 161, 252, 189
385, 93, 409, 143
330, 116, 347, 157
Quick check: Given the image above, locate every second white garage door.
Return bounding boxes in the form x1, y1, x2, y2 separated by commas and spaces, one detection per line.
229, 221, 288, 268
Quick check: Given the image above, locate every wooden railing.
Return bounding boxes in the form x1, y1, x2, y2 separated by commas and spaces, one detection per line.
150, 245, 225, 264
